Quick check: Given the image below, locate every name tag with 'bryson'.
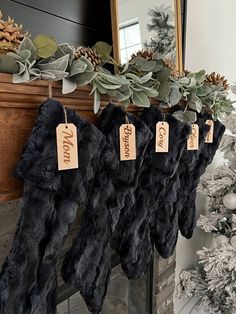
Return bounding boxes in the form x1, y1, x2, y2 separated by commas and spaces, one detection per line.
119, 124, 136, 161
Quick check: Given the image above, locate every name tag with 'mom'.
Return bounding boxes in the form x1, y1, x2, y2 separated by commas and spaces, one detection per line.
56, 123, 78, 170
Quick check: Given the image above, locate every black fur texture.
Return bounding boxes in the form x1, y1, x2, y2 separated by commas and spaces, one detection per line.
111, 106, 191, 278
177, 118, 225, 239
61, 103, 152, 314
0, 101, 225, 314
0, 99, 105, 314
153, 114, 210, 258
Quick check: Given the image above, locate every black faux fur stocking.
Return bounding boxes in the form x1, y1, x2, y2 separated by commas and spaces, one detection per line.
111, 106, 191, 278
153, 114, 210, 258
0, 99, 105, 314
62, 103, 152, 314
177, 118, 225, 239
154, 116, 225, 259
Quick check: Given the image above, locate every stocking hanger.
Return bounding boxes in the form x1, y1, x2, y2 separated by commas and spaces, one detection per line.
125, 115, 129, 124
48, 80, 53, 98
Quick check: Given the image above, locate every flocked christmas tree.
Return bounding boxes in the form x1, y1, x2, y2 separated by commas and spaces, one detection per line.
178, 111, 236, 313
145, 5, 176, 60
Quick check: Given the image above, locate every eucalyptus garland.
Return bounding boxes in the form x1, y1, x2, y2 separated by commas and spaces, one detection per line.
0, 34, 234, 120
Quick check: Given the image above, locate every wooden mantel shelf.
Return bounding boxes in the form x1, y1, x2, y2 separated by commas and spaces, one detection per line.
0, 73, 142, 202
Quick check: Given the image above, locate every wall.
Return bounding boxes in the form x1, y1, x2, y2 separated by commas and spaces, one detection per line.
1, 0, 112, 46
175, 0, 236, 313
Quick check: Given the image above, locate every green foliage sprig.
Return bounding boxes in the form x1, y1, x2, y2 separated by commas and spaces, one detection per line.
0, 35, 234, 119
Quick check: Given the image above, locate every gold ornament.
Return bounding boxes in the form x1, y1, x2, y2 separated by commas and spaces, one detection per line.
205, 71, 229, 90
0, 11, 28, 54
74, 46, 101, 70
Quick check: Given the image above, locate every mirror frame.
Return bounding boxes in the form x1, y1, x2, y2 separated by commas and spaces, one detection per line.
110, 0, 183, 74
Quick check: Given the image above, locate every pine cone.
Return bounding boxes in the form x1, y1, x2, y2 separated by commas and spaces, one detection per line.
131, 49, 155, 61
164, 58, 180, 77
205, 71, 229, 90
74, 46, 101, 70
0, 11, 28, 54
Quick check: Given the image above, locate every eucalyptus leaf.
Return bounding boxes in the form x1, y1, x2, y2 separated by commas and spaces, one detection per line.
80, 56, 94, 72
41, 69, 68, 81
156, 67, 171, 82
121, 98, 131, 107
169, 87, 182, 105
98, 81, 121, 90
116, 87, 132, 101
135, 84, 153, 91
158, 80, 170, 99
140, 72, 153, 84
33, 34, 57, 58
119, 84, 130, 92
55, 43, 74, 64
106, 89, 117, 97
17, 62, 27, 74
131, 86, 143, 92
152, 63, 164, 72
172, 110, 185, 122
179, 77, 189, 85
188, 77, 197, 88
125, 73, 142, 84
188, 95, 202, 113
95, 81, 108, 94
184, 110, 197, 123
38, 55, 69, 72
197, 85, 212, 97
144, 88, 159, 98
12, 71, 30, 83
17, 50, 31, 62
18, 37, 37, 62
93, 41, 112, 62
110, 90, 129, 101
29, 68, 41, 77
195, 69, 206, 83
99, 73, 129, 85
159, 101, 171, 108
89, 83, 97, 95
93, 89, 101, 114
0, 55, 19, 73
39, 71, 56, 80
120, 61, 130, 74
73, 71, 96, 86
132, 91, 150, 107
69, 59, 87, 77
132, 57, 156, 72
62, 78, 77, 94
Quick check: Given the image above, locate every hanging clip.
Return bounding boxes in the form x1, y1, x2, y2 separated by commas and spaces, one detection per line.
125, 115, 130, 124
48, 80, 53, 99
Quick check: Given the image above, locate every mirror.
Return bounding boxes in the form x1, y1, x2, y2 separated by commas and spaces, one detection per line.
115, 0, 183, 72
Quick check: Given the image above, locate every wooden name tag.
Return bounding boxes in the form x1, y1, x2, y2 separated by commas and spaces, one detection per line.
205, 120, 214, 143
187, 124, 199, 150
56, 123, 79, 170
155, 121, 169, 153
119, 124, 136, 161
